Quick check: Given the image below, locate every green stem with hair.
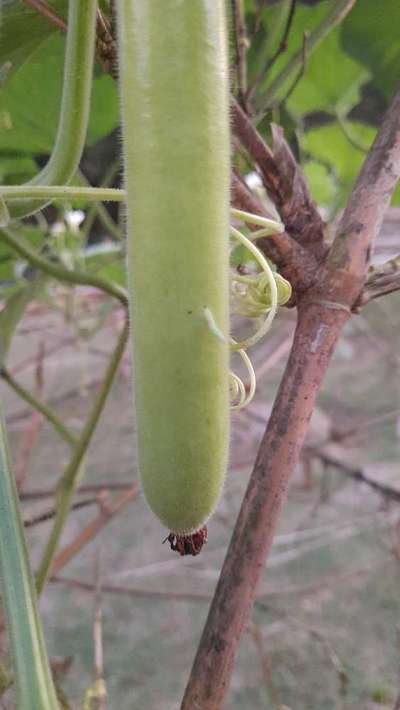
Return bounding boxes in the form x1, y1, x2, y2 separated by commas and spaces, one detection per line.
0, 227, 128, 306
78, 164, 123, 242
9, 0, 98, 220
3, 186, 125, 204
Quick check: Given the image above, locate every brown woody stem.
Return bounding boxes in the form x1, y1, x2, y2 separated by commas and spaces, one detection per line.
181, 86, 400, 710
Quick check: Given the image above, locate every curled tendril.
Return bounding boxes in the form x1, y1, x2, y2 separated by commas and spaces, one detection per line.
229, 211, 290, 409
232, 271, 291, 318
205, 209, 290, 411
230, 347, 256, 411
230, 225, 278, 351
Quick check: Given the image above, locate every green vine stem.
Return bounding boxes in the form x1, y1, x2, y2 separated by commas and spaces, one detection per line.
8, 0, 98, 221
3, 186, 124, 204
78, 164, 123, 242
0, 227, 128, 306
0, 404, 60, 709
35, 319, 128, 595
0, 368, 77, 447
0, 197, 9, 227
257, 0, 356, 114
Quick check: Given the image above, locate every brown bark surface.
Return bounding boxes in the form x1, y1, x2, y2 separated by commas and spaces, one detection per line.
181, 88, 400, 710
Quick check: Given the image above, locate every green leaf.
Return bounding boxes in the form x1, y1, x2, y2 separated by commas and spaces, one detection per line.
252, 1, 369, 121
391, 181, 400, 207
87, 74, 120, 145
246, 0, 293, 87
302, 161, 337, 209
0, 33, 119, 156
0, 274, 46, 364
0, 403, 59, 709
82, 243, 125, 287
341, 0, 400, 101
301, 120, 376, 208
0, 155, 37, 184
0, 225, 48, 282
287, 27, 369, 117
0, 1, 67, 80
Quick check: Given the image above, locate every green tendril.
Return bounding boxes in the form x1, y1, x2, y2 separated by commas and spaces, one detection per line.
227, 211, 290, 409
206, 211, 288, 411
232, 271, 292, 318
230, 348, 256, 411
230, 225, 278, 351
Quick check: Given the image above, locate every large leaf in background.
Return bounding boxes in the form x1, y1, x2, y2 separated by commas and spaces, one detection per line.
0, 156, 37, 185
301, 121, 377, 209
0, 33, 119, 156
341, 0, 400, 102
81, 243, 126, 288
0, 225, 49, 282
287, 26, 369, 117
303, 162, 337, 211
0, 1, 68, 80
254, 1, 367, 117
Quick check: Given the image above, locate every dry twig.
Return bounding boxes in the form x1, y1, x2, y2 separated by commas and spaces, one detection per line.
49, 484, 139, 578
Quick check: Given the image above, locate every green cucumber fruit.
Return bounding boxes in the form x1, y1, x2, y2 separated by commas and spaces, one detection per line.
117, 1, 231, 535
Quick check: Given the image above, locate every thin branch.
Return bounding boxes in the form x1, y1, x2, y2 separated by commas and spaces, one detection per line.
24, 497, 98, 528
0, 227, 128, 306
309, 447, 400, 504
20, 481, 133, 501
261, 0, 297, 76
280, 30, 308, 105
232, 100, 326, 248
246, 0, 294, 101
231, 0, 248, 108
52, 576, 212, 603
336, 113, 369, 154
36, 319, 129, 595
21, 0, 67, 32
252, 0, 268, 37
1, 367, 77, 447
249, 624, 282, 708
325, 88, 400, 299
359, 272, 400, 305
51, 561, 379, 606
14, 343, 46, 488
86, 556, 107, 710
95, 8, 118, 80
356, 255, 400, 307
258, 0, 357, 113
180, 85, 400, 710
232, 100, 277, 184
50, 485, 139, 577
14, 409, 43, 488
367, 255, 400, 281
21, 1, 118, 87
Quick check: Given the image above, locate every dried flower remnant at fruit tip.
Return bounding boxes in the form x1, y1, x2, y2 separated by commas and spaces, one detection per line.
164, 526, 208, 556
